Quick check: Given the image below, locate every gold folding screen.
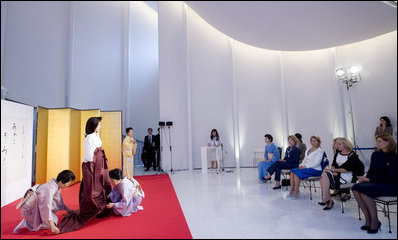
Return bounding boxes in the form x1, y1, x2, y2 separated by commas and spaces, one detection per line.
101, 111, 122, 171
35, 108, 121, 185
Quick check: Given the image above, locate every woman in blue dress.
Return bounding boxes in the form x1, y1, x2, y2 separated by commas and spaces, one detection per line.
257, 134, 280, 183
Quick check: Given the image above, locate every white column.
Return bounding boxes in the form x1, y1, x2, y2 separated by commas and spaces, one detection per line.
183, 3, 193, 171
125, 1, 132, 130
230, 38, 240, 170
278, 51, 289, 148
65, 1, 76, 108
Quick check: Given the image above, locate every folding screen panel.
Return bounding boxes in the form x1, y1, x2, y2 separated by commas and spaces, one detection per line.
69, 108, 81, 185
36, 108, 102, 184
1, 100, 34, 207
100, 111, 122, 171
35, 107, 49, 184
46, 109, 71, 183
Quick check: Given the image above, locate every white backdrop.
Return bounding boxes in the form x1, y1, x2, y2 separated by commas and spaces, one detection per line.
1, 100, 34, 207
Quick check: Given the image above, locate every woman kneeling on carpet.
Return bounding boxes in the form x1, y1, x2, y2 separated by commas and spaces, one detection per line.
14, 170, 77, 235
107, 168, 145, 216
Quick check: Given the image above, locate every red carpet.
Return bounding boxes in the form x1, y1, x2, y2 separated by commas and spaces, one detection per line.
1, 174, 192, 239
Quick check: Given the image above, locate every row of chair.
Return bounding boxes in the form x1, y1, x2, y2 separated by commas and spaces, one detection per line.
279, 170, 396, 233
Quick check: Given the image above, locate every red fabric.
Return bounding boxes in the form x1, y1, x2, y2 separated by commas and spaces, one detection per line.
1, 174, 192, 239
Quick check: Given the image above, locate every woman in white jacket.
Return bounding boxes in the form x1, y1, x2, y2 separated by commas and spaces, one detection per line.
288, 136, 327, 199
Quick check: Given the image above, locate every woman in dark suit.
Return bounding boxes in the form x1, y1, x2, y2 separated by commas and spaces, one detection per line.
352, 134, 397, 234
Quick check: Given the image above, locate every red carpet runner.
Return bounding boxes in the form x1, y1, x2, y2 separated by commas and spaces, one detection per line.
1, 174, 192, 239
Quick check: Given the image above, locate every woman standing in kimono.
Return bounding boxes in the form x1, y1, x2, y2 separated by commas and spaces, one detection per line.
123, 127, 137, 179
14, 170, 76, 235
58, 117, 112, 233
107, 168, 144, 216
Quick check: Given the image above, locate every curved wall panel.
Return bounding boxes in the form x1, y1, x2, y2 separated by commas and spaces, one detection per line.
159, 2, 397, 170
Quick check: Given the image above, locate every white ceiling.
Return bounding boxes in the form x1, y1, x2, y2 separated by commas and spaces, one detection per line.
185, 1, 397, 51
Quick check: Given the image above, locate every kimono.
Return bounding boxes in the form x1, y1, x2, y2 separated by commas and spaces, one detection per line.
123, 136, 137, 179
108, 177, 144, 216
58, 147, 112, 233
14, 179, 72, 233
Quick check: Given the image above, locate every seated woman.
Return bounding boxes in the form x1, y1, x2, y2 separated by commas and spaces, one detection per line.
352, 134, 397, 234
289, 136, 325, 199
318, 137, 364, 210
295, 133, 307, 165
263, 135, 300, 189
14, 170, 76, 235
107, 168, 145, 216
257, 134, 280, 183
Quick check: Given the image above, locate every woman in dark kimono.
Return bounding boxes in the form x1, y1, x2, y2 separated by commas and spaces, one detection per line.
58, 117, 112, 233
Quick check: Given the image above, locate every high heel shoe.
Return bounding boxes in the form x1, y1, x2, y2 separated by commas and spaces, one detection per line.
317, 200, 329, 206
360, 225, 369, 230
367, 221, 381, 234
323, 200, 334, 210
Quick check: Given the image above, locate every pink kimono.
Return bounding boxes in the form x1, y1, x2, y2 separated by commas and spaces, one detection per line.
108, 178, 144, 216
14, 178, 72, 233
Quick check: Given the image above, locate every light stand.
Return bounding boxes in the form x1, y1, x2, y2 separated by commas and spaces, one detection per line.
166, 121, 174, 174
336, 66, 361, 149
155, 124, 164, 175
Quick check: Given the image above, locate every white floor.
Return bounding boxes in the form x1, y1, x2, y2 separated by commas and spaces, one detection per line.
159, 167, 397, 239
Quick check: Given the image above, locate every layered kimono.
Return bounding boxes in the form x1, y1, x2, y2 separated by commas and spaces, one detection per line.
108, 177, 144, 216
58, 146, 112, 233
14, 179, 72, 233
123, 136, 137, 179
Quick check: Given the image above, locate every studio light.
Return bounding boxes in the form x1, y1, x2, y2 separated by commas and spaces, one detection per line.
335, 65, 362, 149
335, 66, 361, 90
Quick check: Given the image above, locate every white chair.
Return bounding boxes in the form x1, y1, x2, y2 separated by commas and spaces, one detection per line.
253, 148, 265, 167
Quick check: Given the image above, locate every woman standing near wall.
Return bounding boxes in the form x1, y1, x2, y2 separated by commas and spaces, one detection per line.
123, 127, 137, 178
374, 116, 393, 137
207, 129, 222, 169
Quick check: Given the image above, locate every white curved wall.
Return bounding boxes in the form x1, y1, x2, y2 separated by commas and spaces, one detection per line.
1, 1, 160, 142
158, 2, 397, 170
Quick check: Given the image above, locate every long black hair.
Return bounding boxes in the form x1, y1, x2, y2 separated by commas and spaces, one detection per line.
380, 116, 392, 127
85, 117, 102, 136
210, 129, 219, 141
